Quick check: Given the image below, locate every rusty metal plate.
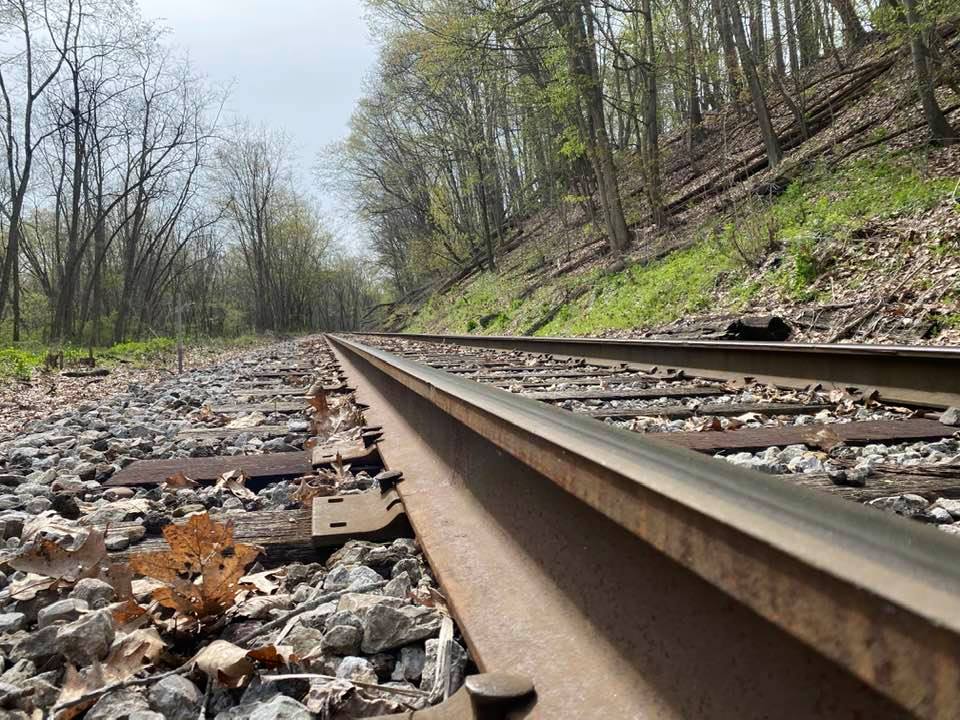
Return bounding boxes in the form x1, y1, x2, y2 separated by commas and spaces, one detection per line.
311, 439, 380, 467
311, 488, 409, 546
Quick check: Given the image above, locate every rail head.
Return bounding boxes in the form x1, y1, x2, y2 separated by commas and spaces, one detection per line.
330, 332, 960, 717
363, 331, 960, 408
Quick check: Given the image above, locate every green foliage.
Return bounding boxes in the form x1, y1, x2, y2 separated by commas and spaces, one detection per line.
717, 155, 955, 298
403, 153, 957, 338
0, 335, 266, 381
101, 338, 176, 363
0, 349, 44, 380
536, 243, 734, 335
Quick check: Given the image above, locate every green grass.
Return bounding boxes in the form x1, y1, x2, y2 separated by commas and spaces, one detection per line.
754, 156, 954, 298
0, 334, 267, 381
535, 242, 735, 335
408, 270, 524, 334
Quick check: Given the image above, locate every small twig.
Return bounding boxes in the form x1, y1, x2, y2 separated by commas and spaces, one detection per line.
197, 675, 211, 720
51, 662, 192, 715
234, 581, 386, 647
259, 673, 429, 698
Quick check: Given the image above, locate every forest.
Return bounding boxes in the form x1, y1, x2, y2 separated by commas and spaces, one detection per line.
333, 0, 957, 305
0, 0, 376, 351
1, 0, 957, 350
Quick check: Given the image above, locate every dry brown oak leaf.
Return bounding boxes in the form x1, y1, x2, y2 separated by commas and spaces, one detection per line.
129, 513, 260, 620
8, 527, 106, 581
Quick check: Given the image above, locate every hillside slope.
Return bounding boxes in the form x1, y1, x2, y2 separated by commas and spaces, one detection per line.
374, 34, 960, 345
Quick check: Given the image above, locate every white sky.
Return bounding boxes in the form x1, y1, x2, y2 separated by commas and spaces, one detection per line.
137, 0, 378, 248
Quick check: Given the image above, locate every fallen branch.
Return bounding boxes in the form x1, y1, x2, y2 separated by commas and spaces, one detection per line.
261, 673, 429, 698
826, 257, 933, 343
51, 662, 192, 716
233, 580, 386, 647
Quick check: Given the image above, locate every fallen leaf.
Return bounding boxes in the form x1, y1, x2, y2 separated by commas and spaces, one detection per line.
129, 513, 260, 620
226, 412, 266, 429
807, 427, 844, 452
239, 568, 284, 595
54, 664, 105, 720
193, 640, 254, 688
215, 469, 256, 501
9, 528, 106, 582
247, 644, 298, 668
163, 471, 198, 490
111, 599, 148, 627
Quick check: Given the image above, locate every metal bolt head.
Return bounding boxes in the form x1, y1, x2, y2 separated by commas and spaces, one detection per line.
465, 673, 535, 704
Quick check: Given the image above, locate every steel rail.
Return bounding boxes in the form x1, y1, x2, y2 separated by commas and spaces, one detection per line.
329, 333, 960, 719
362, 332, 960, 408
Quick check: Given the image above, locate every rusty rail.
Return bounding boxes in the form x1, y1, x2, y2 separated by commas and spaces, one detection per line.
363, 332, 960, 408
329, 332, 960, 719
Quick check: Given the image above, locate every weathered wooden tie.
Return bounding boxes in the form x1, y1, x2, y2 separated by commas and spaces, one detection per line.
105, 452, 313, 487
524, 386, 725, 402
582, 402, 833, 420
657, 418, 955, 453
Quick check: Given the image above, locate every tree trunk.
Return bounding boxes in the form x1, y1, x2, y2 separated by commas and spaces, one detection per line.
902, 0, 957, 144
551, 0, 632, 254
641, 0, 665, 226
770, 0, 788, 77
783, 0, 802, 77
712, 0, 743, 105
682, 0, 704, 148
727, 0, 784, 167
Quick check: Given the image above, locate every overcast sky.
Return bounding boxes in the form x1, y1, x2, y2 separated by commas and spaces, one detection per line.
137, 0, 378, 248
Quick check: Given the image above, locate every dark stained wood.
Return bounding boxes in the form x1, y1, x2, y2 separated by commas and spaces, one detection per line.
177, 425, 289, 439
231, 388, 310, 397
105, 451, 312, 487
523, 386, 725, 402
445, 364, 591, 375
212, 402, 306, 414
107, 508, 316, 564
230, 384, 349, 398
790, 470, 960, 503
582, 402, 832, 420
485, 373, 640, 388
656, 418, 956, 453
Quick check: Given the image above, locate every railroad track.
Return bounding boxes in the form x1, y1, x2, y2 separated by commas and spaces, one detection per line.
56, 332, 960, 718
319, 331, 960, 719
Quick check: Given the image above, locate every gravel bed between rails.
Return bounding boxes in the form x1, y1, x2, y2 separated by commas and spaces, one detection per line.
0, 339, 471, 719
